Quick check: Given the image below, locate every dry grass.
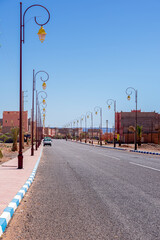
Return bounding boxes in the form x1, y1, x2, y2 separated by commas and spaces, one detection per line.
0, 143, 30, 165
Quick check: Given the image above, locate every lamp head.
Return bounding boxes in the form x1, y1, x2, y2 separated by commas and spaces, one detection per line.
127, 95, 131, 100
108, 105, 111, 110
37, 26, 47, 43
87, 115, 89, 119
43, 99, 46, 104
95, 111, 97, 115
42, 82, 46, 90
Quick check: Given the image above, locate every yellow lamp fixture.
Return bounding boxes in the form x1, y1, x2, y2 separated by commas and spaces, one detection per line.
81, 118, 83, 121
87, 115, 89, 119
77, 120, 79, 123
43, 108, 45, 112
127, 95, 131, 100
95, 111, 98, 115
37, 26, 47, 43
43, 114, 45, 117
108, 105, 111, 110
42, 82, 46, 90
43, 99, 46, 104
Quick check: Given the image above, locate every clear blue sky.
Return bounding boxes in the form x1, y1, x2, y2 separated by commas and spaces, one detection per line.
0, 0, 160, 128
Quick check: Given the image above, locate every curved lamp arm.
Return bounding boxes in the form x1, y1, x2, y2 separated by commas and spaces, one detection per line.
35, 70, 49, 83
125, 87, 136, 101
22, 4, 50, 43
94, 106, 101, 115
106, 99, 116, 111
37, 91, 47, 99
86, 111, 92, 118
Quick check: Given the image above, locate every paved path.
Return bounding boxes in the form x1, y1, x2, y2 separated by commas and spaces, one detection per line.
0, 146, 42, 216
2, 140, 160, 240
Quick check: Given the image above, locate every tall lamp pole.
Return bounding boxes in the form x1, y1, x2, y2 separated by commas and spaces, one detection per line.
80, 115, 85, 142
70, 122, 73, 139
36, 91, 47, 148
76, 119, 80, 141
107, 99, 116, 147
32, 70, 49, 155
126, 87, 138, 150
18, 2, 50, 169
86, 111, 93, 144
94, 106, 102, 146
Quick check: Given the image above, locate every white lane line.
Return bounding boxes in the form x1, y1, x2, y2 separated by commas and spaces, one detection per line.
130, 162, 160, 172
89, 150, 120, 160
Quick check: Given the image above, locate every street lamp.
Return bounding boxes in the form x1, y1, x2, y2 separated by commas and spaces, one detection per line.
86, 111, 93, 144
76, 119, 81, 141
94, 106, 102, 146
18, 2, 50, 169
31, 70, 49, 155
36, 91, 47, 149
80, 115, 86, 143
125, 87, 138, 150
107, 99, 116, 147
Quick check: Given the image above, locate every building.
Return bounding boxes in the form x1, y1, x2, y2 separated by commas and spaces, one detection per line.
115, 110, 160, 144
2, 111, 28, 133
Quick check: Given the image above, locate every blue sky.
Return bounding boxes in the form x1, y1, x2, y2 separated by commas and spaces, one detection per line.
0, 0, 160, 128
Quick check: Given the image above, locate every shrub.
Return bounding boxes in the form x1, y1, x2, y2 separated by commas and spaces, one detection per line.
0, 149, 3, 159
11, 128, 19, 151
5, 137, 13, 143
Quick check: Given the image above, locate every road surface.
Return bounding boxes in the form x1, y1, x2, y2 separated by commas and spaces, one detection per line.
2, 140, 160, 240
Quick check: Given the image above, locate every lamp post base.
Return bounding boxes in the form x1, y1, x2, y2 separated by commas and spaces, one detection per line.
31, 148, 34, 156
18, 153, 23, 169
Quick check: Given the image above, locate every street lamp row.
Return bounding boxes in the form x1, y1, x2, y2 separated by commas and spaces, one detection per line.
66, 87, 138, 150
18, 2, 50, 169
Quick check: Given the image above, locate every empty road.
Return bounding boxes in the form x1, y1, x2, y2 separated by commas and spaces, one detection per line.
2, 140, 160, 240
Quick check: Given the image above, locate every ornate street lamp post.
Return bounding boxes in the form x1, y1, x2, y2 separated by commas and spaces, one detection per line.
36, 91, 47, 149
18, 2, 50, 168
107, 99, 116, 147
80, 115, 86, 143
69, 122, 73, 139
94, 106, 102, 146
76, 119, 81, 141
31, 70, 49, 155
126, 87, 138, 150
86, 111, 93, 144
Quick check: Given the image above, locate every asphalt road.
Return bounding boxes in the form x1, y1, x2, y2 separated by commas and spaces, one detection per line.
2, 140, 160, 240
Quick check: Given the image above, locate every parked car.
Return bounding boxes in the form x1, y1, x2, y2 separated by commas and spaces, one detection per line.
43, 137, 52, 146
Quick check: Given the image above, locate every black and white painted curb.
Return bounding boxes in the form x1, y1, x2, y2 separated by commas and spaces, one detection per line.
130, 149, 160, 155
0, 148, 43, 237
70, 140, 160, 155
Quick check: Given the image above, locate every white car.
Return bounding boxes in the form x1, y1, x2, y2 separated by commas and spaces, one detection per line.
43, 138, 52, 146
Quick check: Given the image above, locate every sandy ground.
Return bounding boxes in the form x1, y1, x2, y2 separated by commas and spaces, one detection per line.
0, 143, 31, 165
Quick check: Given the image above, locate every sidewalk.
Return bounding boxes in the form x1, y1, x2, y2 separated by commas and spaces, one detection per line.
0, 146, 43, 237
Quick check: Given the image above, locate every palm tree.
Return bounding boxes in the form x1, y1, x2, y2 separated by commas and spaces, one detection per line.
137, 125, 143, 146
11, 128, 19, 151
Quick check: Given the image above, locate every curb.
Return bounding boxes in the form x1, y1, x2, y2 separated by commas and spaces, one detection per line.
0, 147, 43, 237
130, 149, 160, 156
70, 140, 160, 155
